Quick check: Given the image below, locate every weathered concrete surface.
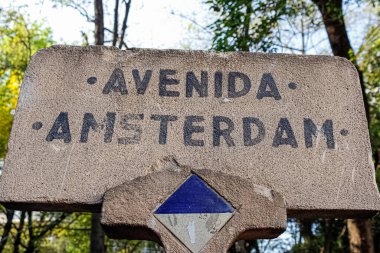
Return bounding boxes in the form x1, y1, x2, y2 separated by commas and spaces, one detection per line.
0, 45, 379, 217
101, 160, 287, 252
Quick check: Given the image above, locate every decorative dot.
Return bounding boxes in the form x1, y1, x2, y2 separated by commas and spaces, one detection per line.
87, 76, 97, 85
288, 82, 297, 90
32, 122, 43, 130
340, 129, 349, 136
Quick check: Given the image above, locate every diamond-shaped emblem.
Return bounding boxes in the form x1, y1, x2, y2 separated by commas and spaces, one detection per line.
154, 174, 234, 253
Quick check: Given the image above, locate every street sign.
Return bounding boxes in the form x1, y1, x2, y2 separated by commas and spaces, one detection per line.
0, 46, 379, 251
1, 46, 378, 215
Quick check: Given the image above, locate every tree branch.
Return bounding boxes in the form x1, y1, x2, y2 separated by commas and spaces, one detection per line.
118, 0, 131, 49
94, 0, 104, 45
67, 2, 94, 22
36, 213, 69, 239
112, 0, 120, 46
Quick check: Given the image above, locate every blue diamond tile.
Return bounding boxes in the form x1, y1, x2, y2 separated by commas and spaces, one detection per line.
154, 174, 233, 214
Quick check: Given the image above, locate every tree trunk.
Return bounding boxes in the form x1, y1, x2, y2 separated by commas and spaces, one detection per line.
230, 241, 247, 253
299, 219, 314, 246
91, 1, 106, 252
25, 244, 35, 253
324, 219, 333, 253
312, 0, 351, 58
347, 219, 375, 253
13, 211, 26, 253
25, 211, 35, 253
90, 213, 105, 253
94, 0, 104, 45
112, 0, 119, 46
348, 219, 361, 253
0, 209, 14, 252
311, 1, 373, 253
312, 0, 369, 118
228, 240, 260, 253
240, 1, 252, 51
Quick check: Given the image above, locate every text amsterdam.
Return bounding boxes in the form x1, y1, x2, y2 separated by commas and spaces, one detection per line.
41, 68, 339, 149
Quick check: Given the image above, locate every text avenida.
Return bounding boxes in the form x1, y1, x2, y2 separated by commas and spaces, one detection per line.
43, 68, 338, 149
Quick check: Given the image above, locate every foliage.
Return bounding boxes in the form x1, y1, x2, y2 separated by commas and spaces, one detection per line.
0, 211, 67, 252
206, 0, 321, 52
48, 213, 92, 253
51, 213, 163, 253
355, 24, 380, 153
48, 212, 163, 253
0, 9, 54, 158
291, 219, 349, 253
356, 21, 380, 253
0, 212, 163, 253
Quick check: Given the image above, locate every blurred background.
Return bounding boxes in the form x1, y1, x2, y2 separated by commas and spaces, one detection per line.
0, 0, 379, 252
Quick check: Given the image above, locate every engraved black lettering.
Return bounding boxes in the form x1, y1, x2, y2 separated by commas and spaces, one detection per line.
80, 113, 99, 143
186, 71, 208, 97
213, 116, 235, 147
228, 72, 251, 98
132, 69, 152, 95
257, 73, 281, 100
102, 68, 127, 95
184, 116, 204, 146
104, 112, 116, 143
151, 114, 178, 144
159, 69, 180, 97
214, 71, 223, 98
243, 117, 265, 146
272, 118, 298, 148
46, 112, 71, 143
304, 118, 335, 149
118, 114, 144, 145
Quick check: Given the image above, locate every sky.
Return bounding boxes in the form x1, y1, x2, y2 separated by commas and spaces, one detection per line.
1, 0, 377, 54
1, 0, 211, 49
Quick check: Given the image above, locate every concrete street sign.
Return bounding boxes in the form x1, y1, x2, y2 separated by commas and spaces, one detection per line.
1, 45, 379, 217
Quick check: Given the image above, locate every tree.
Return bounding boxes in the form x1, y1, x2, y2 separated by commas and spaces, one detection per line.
207, 0, 379, 252
0, 3, 159, 253
53, 0, 132, 48
51, 1, 132, 251
0, 8, 54, 159
207, 0, 323, 53
311, 2, 375, 252
356, 23, 380, 166
355, 24, 380, 253
0, 9, 55, 253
